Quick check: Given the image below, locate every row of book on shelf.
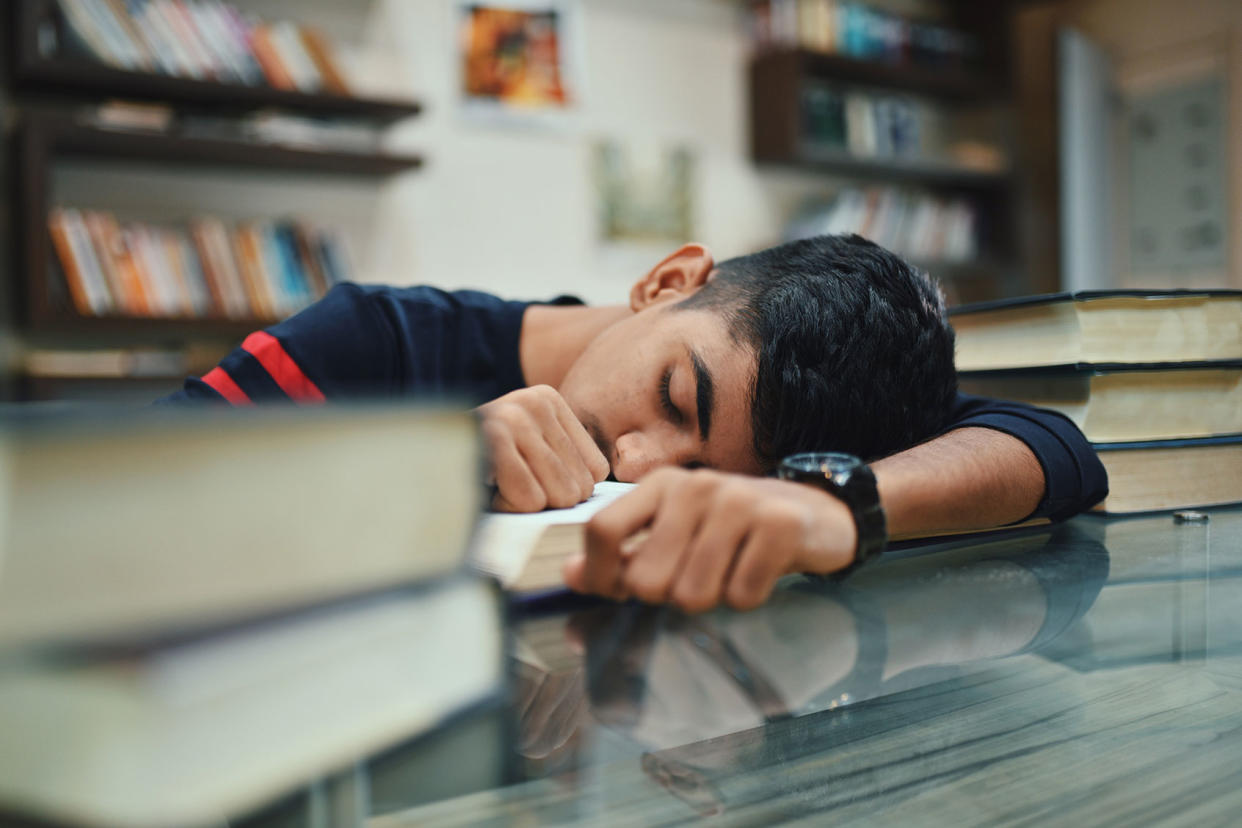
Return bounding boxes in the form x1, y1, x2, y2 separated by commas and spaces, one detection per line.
48, 207, 352, 321
57, 0, 353, 94
950, 289, 1242, 515
800, 82, 1008, 173
749, 0, 977, 66
786, 187, 978, 264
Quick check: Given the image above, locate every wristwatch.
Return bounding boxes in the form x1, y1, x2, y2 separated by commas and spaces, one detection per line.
777, 452, 887, 575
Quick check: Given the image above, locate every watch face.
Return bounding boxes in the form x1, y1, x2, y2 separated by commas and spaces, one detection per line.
778, 452, 861, 479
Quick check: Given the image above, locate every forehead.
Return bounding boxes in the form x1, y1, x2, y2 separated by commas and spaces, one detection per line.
664, 308, 762, 473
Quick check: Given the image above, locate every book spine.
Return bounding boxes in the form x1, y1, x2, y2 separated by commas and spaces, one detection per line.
166, 0, 223, 79
130, 224, 175, 315
48, 208, 98, 316
217, 3, 267, 86
190, 219, 231, 316
177, 232, 214, 316
256, 222, 295, 315
125, 0, 179, 75
207, 219, 253, 318
62, 208, 115, 315
106, 215, 153, 316
269, 20, 322, 93
235, 224, 278, 319
292, 222, 329, 299
249, 23, 297, 90
82, 0, 145, 69
299, 26, 351, 95
184, 0, 242, 83
58, 0, 127, 67
82, 210, 133, 314
101, 0, 156, 70
138, 0, 200, 78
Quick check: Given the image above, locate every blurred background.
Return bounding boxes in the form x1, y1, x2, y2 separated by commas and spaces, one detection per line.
1, 0, 1239, 404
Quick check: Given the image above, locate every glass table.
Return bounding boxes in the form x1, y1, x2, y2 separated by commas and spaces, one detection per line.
247, 507, 1242, 827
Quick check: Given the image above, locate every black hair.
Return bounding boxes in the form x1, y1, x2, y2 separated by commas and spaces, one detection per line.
677, 234, 957, 468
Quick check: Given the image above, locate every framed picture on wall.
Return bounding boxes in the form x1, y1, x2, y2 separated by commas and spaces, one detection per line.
458, 1, 582, 124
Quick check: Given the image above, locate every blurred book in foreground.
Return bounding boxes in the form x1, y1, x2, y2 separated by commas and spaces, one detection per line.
0, 579, 506, 828
0, 405, 481, 649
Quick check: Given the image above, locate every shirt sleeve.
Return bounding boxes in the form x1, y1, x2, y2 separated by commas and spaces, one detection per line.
155, 283, 400, 405
941, 393, 1109, 522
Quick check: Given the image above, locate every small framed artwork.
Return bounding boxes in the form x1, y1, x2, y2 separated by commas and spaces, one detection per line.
593, 140, 695, 246
458, 2, 581, 124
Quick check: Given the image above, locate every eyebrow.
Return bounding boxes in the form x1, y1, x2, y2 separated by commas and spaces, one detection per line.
689, 348, 714, 442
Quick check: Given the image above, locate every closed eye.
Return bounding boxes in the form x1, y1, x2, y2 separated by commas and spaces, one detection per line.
659, 368, 683, 426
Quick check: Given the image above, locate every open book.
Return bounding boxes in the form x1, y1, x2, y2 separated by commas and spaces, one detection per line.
471, 481, 636, 596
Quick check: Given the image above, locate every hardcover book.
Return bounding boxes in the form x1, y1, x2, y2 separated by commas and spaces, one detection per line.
950, 290, 1242, 371
958, 361, 1242, 443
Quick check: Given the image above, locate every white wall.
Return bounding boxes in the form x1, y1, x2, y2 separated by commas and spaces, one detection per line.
53, 0, 827, 306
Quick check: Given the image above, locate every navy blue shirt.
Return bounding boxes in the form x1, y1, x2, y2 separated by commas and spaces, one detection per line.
161, 283, 1108, 522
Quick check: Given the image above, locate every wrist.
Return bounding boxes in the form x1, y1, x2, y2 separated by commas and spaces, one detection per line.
778, 452, 888, 576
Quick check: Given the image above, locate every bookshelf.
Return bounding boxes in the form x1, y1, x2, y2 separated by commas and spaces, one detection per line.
4, 0, 425, 401
747, 1, 1020, 303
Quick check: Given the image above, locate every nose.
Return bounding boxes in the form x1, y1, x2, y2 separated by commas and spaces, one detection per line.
613, 430, 683, 482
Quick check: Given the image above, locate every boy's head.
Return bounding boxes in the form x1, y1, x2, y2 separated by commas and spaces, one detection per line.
556, 235, 958, 481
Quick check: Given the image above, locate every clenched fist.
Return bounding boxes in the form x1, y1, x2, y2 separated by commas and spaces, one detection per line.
564, 468, 859, 612
476, 385, 610, 512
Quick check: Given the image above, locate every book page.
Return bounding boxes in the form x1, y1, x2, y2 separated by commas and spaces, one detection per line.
470, 482, 636, 586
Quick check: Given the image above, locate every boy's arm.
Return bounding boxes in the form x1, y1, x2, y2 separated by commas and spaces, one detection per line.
568, 399, 1108, 612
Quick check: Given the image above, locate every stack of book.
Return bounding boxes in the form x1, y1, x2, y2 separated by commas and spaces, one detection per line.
786, 187, 978, 264
56, 0, 353, 94
749, 0, 975, 67
0, 406, 507, 826
48, 207, 350, 321
951, 290, 1242, 514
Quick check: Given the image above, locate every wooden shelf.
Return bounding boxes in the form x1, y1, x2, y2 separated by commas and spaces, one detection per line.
773, 146, 1011, 190
14, 56, 423, 124
754, 49, 1006, 102
38, 118, 423, 177
24, 312, 272, 339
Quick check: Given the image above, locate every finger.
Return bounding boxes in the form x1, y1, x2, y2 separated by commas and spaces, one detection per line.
669, 499, 754, 614
485, 424, 546, 512
551, 399, 610, 485
572, 476, 668, 597
622, 485, 707, 606
530, 395, 597, 501
723, 513, 797, 611
515, 427, 587, 509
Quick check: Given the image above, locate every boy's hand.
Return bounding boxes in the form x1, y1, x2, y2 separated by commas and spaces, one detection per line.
563, 468, 858, 612
476, 385, 610, 512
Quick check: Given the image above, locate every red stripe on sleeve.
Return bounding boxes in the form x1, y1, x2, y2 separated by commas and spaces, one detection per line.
241, 331, 327, 403
201, 367, 253, 405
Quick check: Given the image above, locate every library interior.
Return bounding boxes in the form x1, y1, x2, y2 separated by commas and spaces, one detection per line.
1, 0, 1241, 825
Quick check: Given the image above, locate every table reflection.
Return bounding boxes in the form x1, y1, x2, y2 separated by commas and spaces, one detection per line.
512, 523, 1110, 787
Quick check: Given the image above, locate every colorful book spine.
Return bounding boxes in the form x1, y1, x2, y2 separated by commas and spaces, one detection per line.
54, 0, 354, 95
47, 208, 341, 321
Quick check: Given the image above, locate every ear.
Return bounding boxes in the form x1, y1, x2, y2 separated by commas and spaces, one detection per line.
629, 244, 716, 311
